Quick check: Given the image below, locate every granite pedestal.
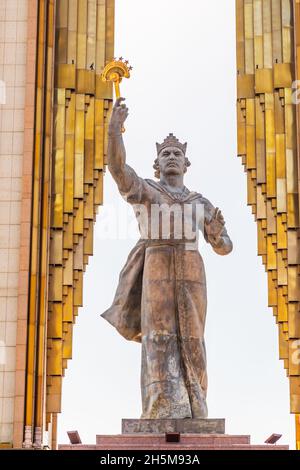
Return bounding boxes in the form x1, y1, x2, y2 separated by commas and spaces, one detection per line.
59, 419, 289, 450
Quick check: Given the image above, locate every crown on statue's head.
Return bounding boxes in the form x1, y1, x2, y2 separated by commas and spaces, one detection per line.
156, 133, 187, 156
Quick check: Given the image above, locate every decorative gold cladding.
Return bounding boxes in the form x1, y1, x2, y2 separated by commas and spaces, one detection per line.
24, 0, 114, 449
46, 0, 115, 444
236, 0, 300, 445
24, 0, 56, 447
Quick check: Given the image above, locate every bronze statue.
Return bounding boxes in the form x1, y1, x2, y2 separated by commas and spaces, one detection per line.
102, 98, 233, 419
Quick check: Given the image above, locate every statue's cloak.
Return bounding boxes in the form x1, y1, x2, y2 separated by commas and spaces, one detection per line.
101, 238, 146, 343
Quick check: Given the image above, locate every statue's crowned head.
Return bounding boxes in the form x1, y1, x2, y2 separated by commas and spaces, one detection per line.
154, 133, 191, 179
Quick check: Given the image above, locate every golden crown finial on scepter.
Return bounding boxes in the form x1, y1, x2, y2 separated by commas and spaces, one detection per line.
101, 57, 132, 132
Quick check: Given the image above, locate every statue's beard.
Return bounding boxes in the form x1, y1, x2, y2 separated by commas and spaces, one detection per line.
163, 166, 183, 176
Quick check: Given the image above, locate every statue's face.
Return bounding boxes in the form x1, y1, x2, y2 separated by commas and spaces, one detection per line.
158, 146, 186, 177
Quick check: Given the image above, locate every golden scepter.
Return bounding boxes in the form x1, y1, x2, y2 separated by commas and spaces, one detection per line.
101, 57, 132, 132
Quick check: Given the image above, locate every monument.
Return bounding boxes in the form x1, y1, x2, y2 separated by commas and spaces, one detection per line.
101, 97, 233, 422
59, 96, 288, 450
0, 0, 298, 450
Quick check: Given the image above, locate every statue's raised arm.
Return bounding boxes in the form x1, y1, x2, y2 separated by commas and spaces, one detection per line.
107, 98, 137, 194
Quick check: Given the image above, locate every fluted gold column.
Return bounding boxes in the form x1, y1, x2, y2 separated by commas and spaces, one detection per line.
24, 0, 56, 449
236, 0, 300, 448
21, 0, 114, 450
46, 0, 114, 449
293, 0, 300, 449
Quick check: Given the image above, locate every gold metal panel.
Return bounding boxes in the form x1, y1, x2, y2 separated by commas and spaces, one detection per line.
49, 267, 63, 302
237, 74, 255, 98
63, 323, 73, 359
263, 31, 273, 68
87, 0, 97, 68
274, 63, 293, 89
74, 271, 83, 306
279, 323, 289, 359
268, 270, 277, 306
50, 230, 63, 265
255, 68, 273, 93
288, 266, 300, 302
276, 134, 286, 178
46, 377, 62, 413
287, 230, 300, 264
289, 340, 300, 376
68, 0, 78, 32
277, 253, 288, 286
288, 303, 300, 338
47, 339, 63, 375
237, 102, 246, 156
77, 0, 88, 68
56, 0, 68, 28
105, 0, 115, 62
64, 135, 74, 213
96, 76, 113, 99
77, 33, 87, 69
286, 149, 298, 193
85, 96, 95, 140
67, 31, 77, 65
52, 194, 64, 229
278, 286, 288, 320
94, 171, 104, 205
84, 221, 94, 255
56, 28, 68, 64
265, 107, 275, 152
274, 91, 285, 133
47, 304, 63, 339
77, 69, 95, 94
287, 193, 299, 228
246, 99, 256, 169
236, 0, 245, 72
95, 99, 105, 168
96, 2, 106, 72
56, 64, 76, 89
74, 200, 84, 234
84, 186, 94, 219
63, 287, 74, 322
63, 216, 73, 249
63, 253, 73, 286
290, 377, 300, 413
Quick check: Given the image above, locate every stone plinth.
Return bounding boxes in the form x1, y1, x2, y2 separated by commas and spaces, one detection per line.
59, 433, 289, 450
58, 419, 289, 450
122, 418, 225, 434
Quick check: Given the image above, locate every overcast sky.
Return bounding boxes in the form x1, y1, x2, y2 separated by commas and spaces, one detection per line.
57, 0, 295, 448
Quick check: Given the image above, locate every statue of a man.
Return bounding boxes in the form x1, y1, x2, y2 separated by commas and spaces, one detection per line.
101, 98, 233, 419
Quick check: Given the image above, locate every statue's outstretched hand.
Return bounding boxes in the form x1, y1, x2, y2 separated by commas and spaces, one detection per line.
205, 208, 225, 244
109, 97, 129, 134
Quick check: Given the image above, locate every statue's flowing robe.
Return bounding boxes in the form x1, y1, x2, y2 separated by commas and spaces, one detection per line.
101, 171, 232, 419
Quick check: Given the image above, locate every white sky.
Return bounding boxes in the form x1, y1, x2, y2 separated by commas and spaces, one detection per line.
58, 0, 295, 448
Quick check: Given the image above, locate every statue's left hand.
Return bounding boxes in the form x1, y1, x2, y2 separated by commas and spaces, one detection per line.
205, 208, 225, 243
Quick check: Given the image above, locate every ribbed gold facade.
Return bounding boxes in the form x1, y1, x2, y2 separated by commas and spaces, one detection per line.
14, 0, 114, 449
236, 0, 300, 448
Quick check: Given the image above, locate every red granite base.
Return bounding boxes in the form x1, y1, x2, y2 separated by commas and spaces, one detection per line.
59, 433, 289, 450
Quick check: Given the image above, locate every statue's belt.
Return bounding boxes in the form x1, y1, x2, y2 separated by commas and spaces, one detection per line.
141, 239, 197, 248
